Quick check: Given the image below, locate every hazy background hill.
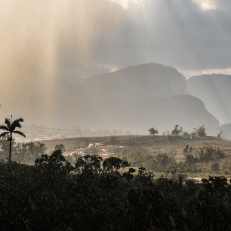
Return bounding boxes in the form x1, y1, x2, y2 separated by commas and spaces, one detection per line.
188, 74, 231, 125
83, 63, 188, 99
75, 63, 218, 133
0, 62, 219, 134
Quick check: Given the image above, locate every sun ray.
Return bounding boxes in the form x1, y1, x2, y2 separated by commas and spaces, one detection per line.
192, 0, 217, 11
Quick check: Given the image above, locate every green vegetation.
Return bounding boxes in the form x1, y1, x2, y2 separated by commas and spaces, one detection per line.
1, 151, 231, 230
0, 117, 26, 162
109, 136, 120, 145
116, 142, 229, 176
149, 127, 158, 135
118, 150, 176, 172
193, 124, 206, 137
0, 118, 230, 229
171, 124, 183, 135
184, 144, 225, 164
0, 138, 47, 164
54, 143, 66, 152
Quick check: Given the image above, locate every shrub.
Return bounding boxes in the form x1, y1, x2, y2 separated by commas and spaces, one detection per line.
184, 144, 225, 163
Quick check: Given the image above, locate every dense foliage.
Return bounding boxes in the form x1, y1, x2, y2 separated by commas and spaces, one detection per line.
118, 150, 176, 172
171, 125, 183, 135
149, 127, 158, 136
0, 151, 231, 230
184, 144, 225, 164
0, 139, 47, 164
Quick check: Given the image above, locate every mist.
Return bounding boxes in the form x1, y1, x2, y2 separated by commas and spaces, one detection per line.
1, 0, 231, 134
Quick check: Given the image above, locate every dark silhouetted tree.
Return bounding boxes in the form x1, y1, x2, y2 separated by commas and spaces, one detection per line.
149, 127, 158, 135
193, 124, 206, 137
55, 144, 66, 152
172, 125, 183, 135
103, 156, 130, 172
35, 149, 74, 173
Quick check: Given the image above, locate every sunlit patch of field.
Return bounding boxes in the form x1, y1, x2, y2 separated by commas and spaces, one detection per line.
175, 154, 185, 163
42, 136, 227, 163
40, 135, 231, 179
41, 135, 231, 156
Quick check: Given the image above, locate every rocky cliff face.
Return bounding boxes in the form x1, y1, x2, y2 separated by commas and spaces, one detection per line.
72, 63, 218, 133
84, 63, 188, 99
188, 74, 231, 125
0, 62, 219, 133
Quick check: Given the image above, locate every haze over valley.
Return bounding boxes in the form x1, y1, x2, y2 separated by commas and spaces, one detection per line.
1, 0, 231, 138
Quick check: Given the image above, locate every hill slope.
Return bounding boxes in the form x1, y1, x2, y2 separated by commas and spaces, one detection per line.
73, 63, 218, 132
0, 62, 219, 133
84, 63, 188, 99
188, 74, 231, 124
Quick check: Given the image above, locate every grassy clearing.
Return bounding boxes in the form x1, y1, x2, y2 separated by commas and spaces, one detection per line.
41, 135, 231, 177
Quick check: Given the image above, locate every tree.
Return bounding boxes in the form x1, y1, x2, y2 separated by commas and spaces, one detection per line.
210, 163, 220, 172
55, 144, 66, 152
75, 155, 103, 174
171, 125, 183, 135
0, 117, 26, 163
103, 157, 130, 172
149, 127, 158, 136
193, 124, 206, 137
217, 130, 223, 139
35, 149, 74, 173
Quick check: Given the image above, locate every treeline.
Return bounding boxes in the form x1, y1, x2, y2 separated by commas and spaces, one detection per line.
0, 136, 228, 174
0, 151, 231, 230
0, 138, 46, 164
118, 144, 227, 174
150, 124, 225, 139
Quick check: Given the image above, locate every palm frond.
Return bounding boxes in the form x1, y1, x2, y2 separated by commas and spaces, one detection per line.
13, 130, 26, 138
0, 131, 9, 137
0, 125, 9, 132
15, 118, 24, 123
5, 118, 11, 128
10, 118, 24, 130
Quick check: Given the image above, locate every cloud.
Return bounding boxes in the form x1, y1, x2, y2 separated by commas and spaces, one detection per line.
0, 0, 126, 124
93, 0, 231, 77
192, 0, 217, 10
0, 0, 125, 83
1, 0, 231, 83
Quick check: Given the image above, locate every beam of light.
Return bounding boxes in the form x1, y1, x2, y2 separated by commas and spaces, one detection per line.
182, 68, 231, 79
0, 0, 124, 126
192, 0, 217, 11
111, 0, 142, 9
111, 0, 129, 8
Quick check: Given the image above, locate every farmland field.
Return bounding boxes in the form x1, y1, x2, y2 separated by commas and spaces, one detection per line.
41, 135, 231, 177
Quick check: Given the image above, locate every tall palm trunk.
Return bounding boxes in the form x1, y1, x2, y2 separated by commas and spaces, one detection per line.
9, 135, 12, 163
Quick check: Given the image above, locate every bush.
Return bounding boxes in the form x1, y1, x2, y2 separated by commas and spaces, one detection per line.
211, 163, 220, 172
118, 151, 176, 172
184, 144, 225, 163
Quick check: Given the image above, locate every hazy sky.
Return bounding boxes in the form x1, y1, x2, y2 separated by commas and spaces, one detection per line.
1, 0, 231, 83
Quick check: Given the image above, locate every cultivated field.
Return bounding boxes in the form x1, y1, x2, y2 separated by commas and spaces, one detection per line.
42, 135, 231, 165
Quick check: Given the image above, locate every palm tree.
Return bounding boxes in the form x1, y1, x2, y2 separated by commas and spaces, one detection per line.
0, 116, 26, 162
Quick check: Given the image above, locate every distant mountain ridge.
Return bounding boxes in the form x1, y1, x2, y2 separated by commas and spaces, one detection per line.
0, 62, 219, 133
72, 63, 218, 132
84, 63, 188, 99
188, 74, 231, 125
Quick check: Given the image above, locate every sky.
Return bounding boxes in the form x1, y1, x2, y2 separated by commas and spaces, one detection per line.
1, 0, 231, 84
